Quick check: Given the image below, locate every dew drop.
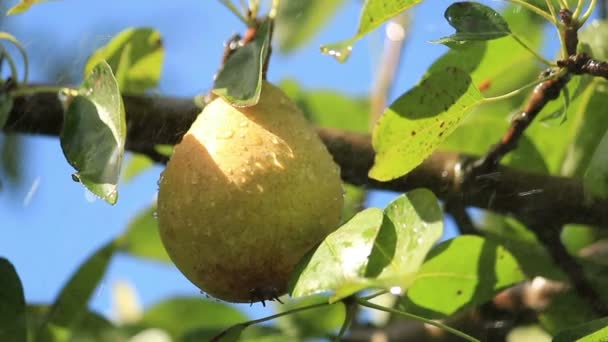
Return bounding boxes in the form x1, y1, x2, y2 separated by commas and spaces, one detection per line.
216, 130, 234, 139
269, 152, 284, 169
254, 162, 265, 170
239, 121, 248, 127
256, 184, 264, 192
271, 136, 279, 145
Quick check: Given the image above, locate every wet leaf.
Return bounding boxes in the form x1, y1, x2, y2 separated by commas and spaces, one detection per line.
6, 0, 49, 15
289, 189, 443, 302
553, 316, 608, 342
213, 19, 272, 107
369, 67, 483, 181
403, 235, 524, 317
85, 27, 164, 94
432, 2, 511, 45
39, 240, 118, 329
321, 0, 424, 62
118, 204, 170, 263
60, 61, 126, 204
0, 258, 26, 342
275, 0, 345, 53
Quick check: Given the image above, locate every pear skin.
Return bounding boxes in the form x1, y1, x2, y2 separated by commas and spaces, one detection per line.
157, 81, 343, 303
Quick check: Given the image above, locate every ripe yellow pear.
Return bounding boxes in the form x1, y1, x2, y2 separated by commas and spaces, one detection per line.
157, 81, 344, 303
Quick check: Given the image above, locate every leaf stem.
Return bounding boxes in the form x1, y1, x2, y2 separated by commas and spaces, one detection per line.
482, 69, 565, 103
504, 0, 556, 23
359, 290, 388, 301
580, 0, 598, 24
217, 0, 249, 25
242, 301, 329, 327
559, 0, 570, 9
0, 32, 29, 84
511, 34, 555, 66
572, 0, 585, 18
0, 47, 18, 85
268, 0, 280, 18
9, 85, 76, 98
356, 299, 480, 342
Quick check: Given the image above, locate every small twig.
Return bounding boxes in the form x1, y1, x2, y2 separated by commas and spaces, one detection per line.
559, 8, 579, 56
472, 69, 570, 172
527, 219, 608, 315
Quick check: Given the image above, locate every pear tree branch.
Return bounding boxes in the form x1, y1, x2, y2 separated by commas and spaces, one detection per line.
4, 90, 608, 230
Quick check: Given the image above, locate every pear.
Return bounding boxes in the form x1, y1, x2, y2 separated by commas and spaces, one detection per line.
157, 81, 344, 303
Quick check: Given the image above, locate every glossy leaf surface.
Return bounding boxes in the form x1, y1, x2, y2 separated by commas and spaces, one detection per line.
290, 189, 443, 302
404, 235, 524, 317
213, 20, 272, 107
60, 61, 126, 204
370, 67, 483, 181
432, 2, 511, 45
321, 0, 424, 62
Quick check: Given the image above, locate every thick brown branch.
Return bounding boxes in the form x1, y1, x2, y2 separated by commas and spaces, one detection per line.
4, 91, 608, 228
558, 53, 608, 80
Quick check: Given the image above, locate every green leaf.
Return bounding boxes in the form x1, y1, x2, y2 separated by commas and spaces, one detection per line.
276, 295, 345, 338
26, 305, 127, 342
0, 258, 26, 342
583, 125, 608, 199
404, 235, 524, 317
321, 0, 424, 62
60, 61, 126, 204
121, 154, 154, 183
0, 90, 12, 128
579, 20, 608, 61
1, 134, 24, 185
6, 0, 49, 15
275, 0, 345, 53
341, 184, 367, 223
118, 204, 171, 263
85, 27, 164, 94
136, 297, 248, 339
212, 19, 272, 107
40, 240, 118, 329
553, 316, 608, 342
290, 189, 443, 302
369, 67, 483, 181
431, 2, 511, 45
279, 79, 370, 133
67, 310, 127, 342
480, 213, 565, 280
428, 5, 544, 97
539, 291, 599, 334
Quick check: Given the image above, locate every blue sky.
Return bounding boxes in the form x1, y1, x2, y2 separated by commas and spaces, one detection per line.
0, 0, 487, 321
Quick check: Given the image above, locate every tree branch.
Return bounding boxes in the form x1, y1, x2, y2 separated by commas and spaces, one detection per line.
4, 90, 608, 229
